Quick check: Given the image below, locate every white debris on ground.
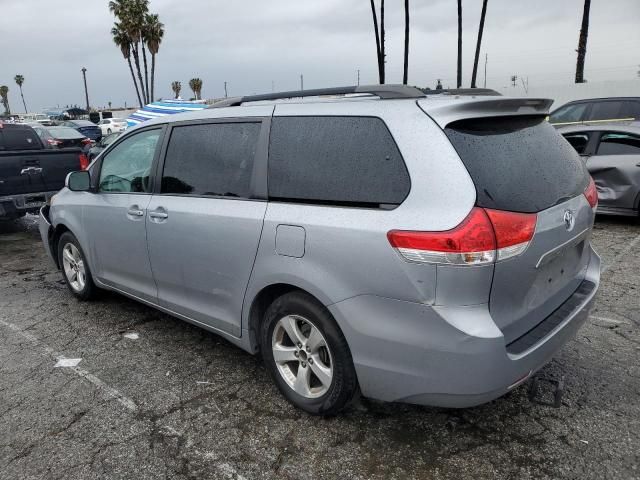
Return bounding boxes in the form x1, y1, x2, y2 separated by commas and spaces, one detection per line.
54, 358, 82, 368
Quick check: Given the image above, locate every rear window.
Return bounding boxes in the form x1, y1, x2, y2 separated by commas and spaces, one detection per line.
445, 116, 588, 213
0, 126, 42, 151
48, 127, 84, 139
268, 116, 410, 207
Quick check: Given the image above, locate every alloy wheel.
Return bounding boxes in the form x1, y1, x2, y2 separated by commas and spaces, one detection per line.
62, 243, 86, 292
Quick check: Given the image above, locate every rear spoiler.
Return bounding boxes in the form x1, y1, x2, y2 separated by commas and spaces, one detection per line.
418, 97, 553, 129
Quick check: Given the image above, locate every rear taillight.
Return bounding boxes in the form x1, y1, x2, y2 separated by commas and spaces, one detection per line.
81, 138, 92, 146
79, 153, 89, 171
388, 207, 537, 265
47, 138, 61, 146
584, 176, 598, 209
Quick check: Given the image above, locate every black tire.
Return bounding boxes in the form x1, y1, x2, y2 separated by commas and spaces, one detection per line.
57, 231, 97, 301
260, 291, 358, 415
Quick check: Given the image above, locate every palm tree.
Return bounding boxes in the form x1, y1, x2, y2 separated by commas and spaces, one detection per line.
171, 81, 181, 99
369, 0, 385, 84
470, 0, 488, 88
109, 0, 150, 103
112, 21, 143, 107
144, 13, 164, 103
14, 75, 27, 113
0, 86, 10, 115
575, 0, 591, 83
403, 0, 410, 85
456, 0, 462, 88
189, 78, 203, 100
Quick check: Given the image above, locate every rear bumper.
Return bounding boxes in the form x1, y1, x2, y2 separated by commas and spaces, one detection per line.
0, 191, 58, 219
329, 245, 600, 408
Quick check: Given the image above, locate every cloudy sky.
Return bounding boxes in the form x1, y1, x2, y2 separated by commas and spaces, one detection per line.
1, 0, 638, 112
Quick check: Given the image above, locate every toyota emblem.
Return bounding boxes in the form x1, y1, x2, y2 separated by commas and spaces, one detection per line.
563, 210, 575, 231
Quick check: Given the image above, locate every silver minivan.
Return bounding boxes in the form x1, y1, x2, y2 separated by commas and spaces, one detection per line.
39, 85, 600, 415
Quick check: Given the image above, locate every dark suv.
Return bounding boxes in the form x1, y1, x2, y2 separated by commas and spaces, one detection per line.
549, 97, 640, 126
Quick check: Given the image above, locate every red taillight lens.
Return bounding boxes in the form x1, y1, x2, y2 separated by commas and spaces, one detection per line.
79, 153, 89, 171
81, 138, 92, 145
584, 176, 598, 209
47, 138, 61, 146
388, 207, 537, 265
485, 209, 537, 261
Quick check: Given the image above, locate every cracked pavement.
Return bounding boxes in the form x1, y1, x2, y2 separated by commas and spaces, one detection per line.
0, 214, 639, 479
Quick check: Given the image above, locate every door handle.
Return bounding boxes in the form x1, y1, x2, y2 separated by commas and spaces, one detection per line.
127, 208, 144, 217
149, 211, 168, 219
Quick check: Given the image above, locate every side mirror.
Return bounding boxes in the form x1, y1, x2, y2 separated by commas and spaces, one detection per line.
66, 171, 91, 192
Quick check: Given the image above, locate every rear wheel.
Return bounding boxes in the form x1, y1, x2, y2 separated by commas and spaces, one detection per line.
107, 128, 112, 134
260, 291, 358, 415
57, 232, 97, 301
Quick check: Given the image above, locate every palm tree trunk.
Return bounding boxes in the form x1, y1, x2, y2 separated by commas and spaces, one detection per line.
19, 87, 27, 113
380, 0, 385, 84
150, 54, 155, 103
369, 0, 383, 84
142, 44, 150, 102
128, 56, 144, 107
403, 0, 409, 85
457, 0, 462, 88
575, 0, 591, 83
131, 42, 147, 103
471, 0, 488, 88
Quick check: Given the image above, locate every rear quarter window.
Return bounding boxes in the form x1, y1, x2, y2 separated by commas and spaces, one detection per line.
445, 116, 589, 213
0, 126, 42, 150
268, 116, 410, 207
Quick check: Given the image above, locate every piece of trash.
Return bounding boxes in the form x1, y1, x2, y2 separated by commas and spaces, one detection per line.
196, 381, 213, 385
166, 371, 170, 377
123, 332, 139, 340
54, 358, 82, 368
579, 440, 589, 444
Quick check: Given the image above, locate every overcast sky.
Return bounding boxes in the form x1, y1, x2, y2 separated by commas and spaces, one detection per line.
1, 0, 638, 112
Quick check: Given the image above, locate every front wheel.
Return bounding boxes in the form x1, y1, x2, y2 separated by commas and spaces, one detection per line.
57, 231, 97, 300
260, 291, 358, 415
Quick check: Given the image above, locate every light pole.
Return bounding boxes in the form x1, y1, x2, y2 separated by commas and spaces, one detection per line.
81, 67, 90, 111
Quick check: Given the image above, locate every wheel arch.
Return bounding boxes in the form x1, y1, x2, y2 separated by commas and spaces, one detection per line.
246, 282, 333, 354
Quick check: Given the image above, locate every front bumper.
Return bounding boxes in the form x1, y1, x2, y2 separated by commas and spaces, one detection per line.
38, 205, 57, 266
329, 246, 601, 408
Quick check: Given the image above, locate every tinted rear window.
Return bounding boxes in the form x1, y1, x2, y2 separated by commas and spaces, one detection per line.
49, 127, 84, 139
162, 122, 260, 198
268, 116, 410, 207
0, 126, 42, 150
588, 101, 624, 120
445, 116, 588, 213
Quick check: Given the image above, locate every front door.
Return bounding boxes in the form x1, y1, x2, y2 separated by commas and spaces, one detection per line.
146, 120, 266, 336
588, 131, 640, 211
83, 128, 162, 302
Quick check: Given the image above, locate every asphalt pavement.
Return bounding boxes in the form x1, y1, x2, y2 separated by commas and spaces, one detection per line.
0, 214, 638, 480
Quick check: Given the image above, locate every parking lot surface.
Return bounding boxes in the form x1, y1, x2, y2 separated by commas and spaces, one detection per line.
1, 215, 639, 480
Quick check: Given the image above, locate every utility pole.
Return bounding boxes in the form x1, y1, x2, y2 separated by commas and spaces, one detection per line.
300, 74, 304, 90
357, 69, 360, 86
483, 54, 488, 88
81, 67, 89, 111
224, 81, 228, 98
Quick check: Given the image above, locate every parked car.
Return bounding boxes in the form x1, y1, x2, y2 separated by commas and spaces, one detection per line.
549, 97, 640, 126
98, 118, 127, 135
0, 122, 89, 220
560, 124, 640, 217
87, 132, 121, 160
62, 119, 102, 141
39, 85, 600, 415
31, 124, 92, 150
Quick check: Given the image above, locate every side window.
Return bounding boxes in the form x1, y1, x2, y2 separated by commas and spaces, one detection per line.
596, 132, 640, 155
588, 101, 624, 121
98, 129, 160, 193
563, 133, 590, 154
161, 122, 260, 198
549, 104, 588, 124
268, 116, 410, 207
621, 102, 640, 119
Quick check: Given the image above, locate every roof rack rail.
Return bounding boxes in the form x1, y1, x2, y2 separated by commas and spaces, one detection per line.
421, 88, 502, 96
209, 84, 426, 108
